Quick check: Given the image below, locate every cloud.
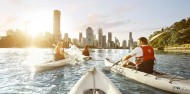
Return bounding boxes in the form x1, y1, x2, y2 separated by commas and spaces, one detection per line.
79, 13, 131, 30
114, 5, 134, 17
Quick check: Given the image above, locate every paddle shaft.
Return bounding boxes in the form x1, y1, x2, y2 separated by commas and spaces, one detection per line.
111, 60, 121, 68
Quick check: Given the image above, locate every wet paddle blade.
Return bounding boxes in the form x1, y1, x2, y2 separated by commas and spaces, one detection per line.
102, 66, 111, 71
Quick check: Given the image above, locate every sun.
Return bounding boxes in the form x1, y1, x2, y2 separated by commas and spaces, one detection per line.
24, 11, 76, 38
25, 13, 52, 37
27, 20, 52, 37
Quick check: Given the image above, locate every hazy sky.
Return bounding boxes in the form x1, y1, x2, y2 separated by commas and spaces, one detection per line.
0, 0, 189, 41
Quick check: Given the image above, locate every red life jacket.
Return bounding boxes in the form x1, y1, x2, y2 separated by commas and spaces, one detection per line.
82, 48, 90, 56
135, 46, 155, 65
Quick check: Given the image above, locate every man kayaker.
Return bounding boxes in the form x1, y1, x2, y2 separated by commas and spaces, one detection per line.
82, 45, 90, 56
54, 41, 65, 61
122, 37, 155, 73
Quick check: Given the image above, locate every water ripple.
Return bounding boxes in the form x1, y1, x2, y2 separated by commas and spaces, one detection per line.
0, 48, 189, 94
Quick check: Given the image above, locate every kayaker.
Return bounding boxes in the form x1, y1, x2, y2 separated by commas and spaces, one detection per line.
82, 45, 90, 56
122, 37, 155, 73
54, 41, 65, 61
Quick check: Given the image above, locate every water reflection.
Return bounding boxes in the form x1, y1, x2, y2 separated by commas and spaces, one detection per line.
0, 48, 189, 94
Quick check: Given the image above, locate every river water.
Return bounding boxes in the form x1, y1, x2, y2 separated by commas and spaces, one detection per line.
0, 48, 190, 94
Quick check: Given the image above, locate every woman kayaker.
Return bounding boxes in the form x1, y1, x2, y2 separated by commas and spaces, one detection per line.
82, 45, 90, 56
54, 41, 65, 61
122, 37, 155, 73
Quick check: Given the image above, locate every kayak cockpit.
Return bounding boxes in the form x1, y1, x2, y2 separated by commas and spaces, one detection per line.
84, 89, 105, 94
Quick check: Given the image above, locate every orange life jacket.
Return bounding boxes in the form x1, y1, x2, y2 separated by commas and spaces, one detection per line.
55, 47, 60, 55
82, 48, 89, 56
55, 47, 64, 55
135, 46, 155, 65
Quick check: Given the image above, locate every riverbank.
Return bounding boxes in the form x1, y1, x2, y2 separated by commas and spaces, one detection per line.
163, 44, 190, 52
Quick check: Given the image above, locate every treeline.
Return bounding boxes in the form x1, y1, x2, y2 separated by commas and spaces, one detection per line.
0, 29, 54, 48
149, 17, 190, 48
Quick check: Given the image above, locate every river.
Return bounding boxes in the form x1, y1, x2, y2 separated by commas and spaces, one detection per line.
0, 48, 190, 94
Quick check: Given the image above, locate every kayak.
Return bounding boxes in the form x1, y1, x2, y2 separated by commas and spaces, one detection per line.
33, 58, 72, 72
104, 58, 190, 94
65, 44, 92, 61
82, 55, 92, 60
69, 67, 122, 94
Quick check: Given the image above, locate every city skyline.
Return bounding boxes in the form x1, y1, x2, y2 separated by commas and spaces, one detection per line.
0, 0, 190, 42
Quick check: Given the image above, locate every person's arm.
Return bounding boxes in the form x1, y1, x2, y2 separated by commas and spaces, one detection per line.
60, 48, 64, 55
54, 47, 58, 54
122, 55, 132, 61
122, 47, 139, 61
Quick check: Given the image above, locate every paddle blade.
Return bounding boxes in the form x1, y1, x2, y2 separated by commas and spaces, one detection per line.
102, 66, 111, 71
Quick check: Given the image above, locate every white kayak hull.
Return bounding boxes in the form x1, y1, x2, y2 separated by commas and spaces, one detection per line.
33, 58, 71, 72
104, 58, 190, 94
82, 55, 92, 60
69, 67, 122, 94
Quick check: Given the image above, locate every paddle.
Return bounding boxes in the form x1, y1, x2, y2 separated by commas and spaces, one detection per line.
52, 44, 56, 47
102, 59, 122, 71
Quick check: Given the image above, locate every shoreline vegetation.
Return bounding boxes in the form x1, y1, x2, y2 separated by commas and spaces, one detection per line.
149, 17, 190, 52
164, 44, 190, 52
155, 44, 190, 50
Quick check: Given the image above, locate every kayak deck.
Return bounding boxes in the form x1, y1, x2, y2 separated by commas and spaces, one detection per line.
69, 67, 122, 94
105, 58, 190, 94
33, 58, 72, 72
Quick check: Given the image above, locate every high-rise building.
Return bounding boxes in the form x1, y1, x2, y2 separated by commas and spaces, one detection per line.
108, 32, 112, 48
63, 33, 69, 47
86, 27, 94, 46
128, 32, 133, 47
98, 28, 103, 48
72, 38, 79, 47
102, 35, 106, 48
122, 40, 127, 49
53, 10, 62, 43
93, 35, 98, 47
63, 33, 69, 42
79, 32, 82, 43
93, 40, 98, 48
81, 38, 87, 47
110, 41, 114, 48
115, 37, 120, 48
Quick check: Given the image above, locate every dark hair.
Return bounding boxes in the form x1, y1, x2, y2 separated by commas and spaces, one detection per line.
138, 37, 148, 44
85, 45, 89, 48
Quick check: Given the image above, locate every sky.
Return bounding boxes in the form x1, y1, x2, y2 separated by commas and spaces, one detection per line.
0, 0, 190, 42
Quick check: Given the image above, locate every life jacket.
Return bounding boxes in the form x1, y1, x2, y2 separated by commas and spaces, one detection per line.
55, 47, 61, 55
82, 48, 90, 56
135, 46, 155, 65
55, 47, 64, 56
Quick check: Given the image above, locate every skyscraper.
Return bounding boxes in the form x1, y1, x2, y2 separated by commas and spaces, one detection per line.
98, 28, 103, 48
79, 32, 82, 45
128, 32, 133, 47
63, 33, 69, 47
53, 10, 62, 43
86, 27, 94, 46
108, 32, 112, 48
102, 35, 106, 48
63, 33, 69, 42
93, 34, 98, 47
115, 37, 120, 48
122, 40, 127, 49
